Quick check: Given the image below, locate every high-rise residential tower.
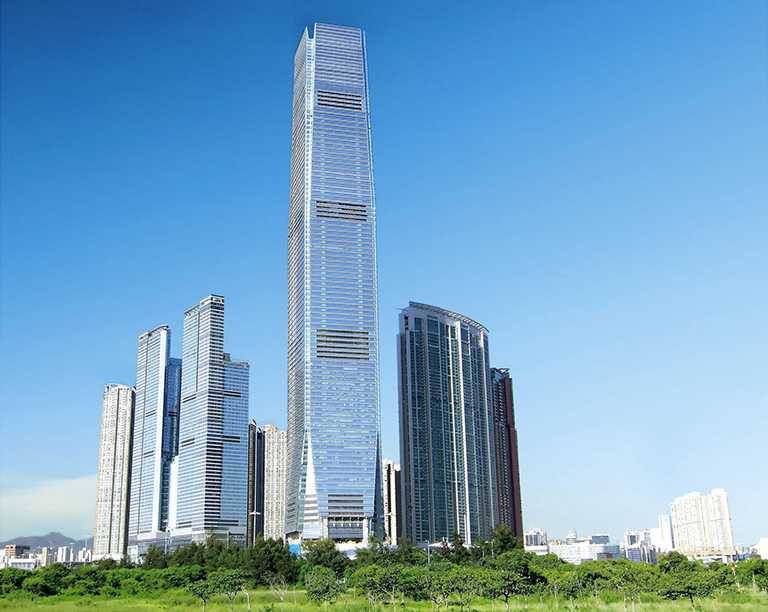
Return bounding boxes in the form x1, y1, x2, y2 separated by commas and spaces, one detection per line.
247, 421, 288, 542
174, 295, 249, 543
398, 302, 496, 545
490, 368, 523, 538
670, 489, 735, 555
247, 421, 266, 543
286, 23, 381, 541
128, 326, 182, 546
94, 383, 135, 560
382, 460, 401, 545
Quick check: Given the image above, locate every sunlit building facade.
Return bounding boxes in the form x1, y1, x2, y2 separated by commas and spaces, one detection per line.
670, 489, 735, 555
398, 302, 496, 545
174, 295, 249, 542
286, 23, 381, 541
128, 326, 181, 545
94, 383, 135, 560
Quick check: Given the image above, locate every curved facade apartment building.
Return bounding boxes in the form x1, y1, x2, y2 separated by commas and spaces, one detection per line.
398, 302, 497, 545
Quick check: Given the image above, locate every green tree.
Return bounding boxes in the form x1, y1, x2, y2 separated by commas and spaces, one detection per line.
305, 565, 344, 609
395, 537, 428, 567
490, 524, 521, 556
143, 545, 167, 569
451, 566, 482, 612
186, 578, 215, 612
423, 563, 456, 612
209, 568, 248, 612
303, 538, 348, 577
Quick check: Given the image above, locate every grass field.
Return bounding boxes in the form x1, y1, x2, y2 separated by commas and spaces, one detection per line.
0, 589, 767, 612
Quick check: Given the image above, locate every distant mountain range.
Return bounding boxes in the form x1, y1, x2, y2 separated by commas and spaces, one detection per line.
0, 532, 91, 551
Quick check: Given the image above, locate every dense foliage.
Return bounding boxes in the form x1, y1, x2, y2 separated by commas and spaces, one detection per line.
1, 527, 767, 612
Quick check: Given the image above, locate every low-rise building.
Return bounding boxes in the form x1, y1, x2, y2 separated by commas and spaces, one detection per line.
4, 544, 30, 558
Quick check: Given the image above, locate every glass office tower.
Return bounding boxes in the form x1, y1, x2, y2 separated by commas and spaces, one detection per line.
128, 326, 181, 544
398, 302, 496, 545
94, 383, 135, 560
286, 23, 381, 541
175, 295, 249, 540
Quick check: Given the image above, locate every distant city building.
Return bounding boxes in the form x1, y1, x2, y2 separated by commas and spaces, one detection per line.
398, 302, 496, 545
590, 533, 610, 545
382, 460, 401, 545
40, 547, 55, 567
549, 541, 622, 564
248, 421, 288, 542
566, 529, 578, 545
649, 514, 674, 554
490, 368, 523, 538
56, 546, 71, 563
670, 489, 735, 555
624, 530, 656, 564
94, 383, 135, 560
4, 544, 30, 559
173, 295, 249, 545
129, 325, 182, 547
524, 527, 548, 547
285, 23, 382, 543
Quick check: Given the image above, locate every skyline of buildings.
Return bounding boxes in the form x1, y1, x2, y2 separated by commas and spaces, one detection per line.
286, 23, 382, 543
398, 302, 497, 545
82, 23, 752, 564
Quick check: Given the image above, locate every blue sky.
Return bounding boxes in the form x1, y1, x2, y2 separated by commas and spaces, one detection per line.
1, 0, 766, 545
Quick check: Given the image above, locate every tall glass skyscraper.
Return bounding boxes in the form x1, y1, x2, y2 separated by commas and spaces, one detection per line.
128, 326, 181, 544
286, 23, 381, 541
398, 302, 496, 545
175, 295, 249, 540
94, 383, 135, 560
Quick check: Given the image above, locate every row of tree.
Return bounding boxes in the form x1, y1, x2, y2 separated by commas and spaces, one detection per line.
1, 527, 767, 612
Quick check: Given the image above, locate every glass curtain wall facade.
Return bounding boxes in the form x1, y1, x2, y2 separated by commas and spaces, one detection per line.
398, 302, 496, 545
247, 421, 266, 544
175, 295, 249, 539
286, 23, 381, 541
129, 326, 181, 543
94, 384, 135, 560
490, 368, 523, 538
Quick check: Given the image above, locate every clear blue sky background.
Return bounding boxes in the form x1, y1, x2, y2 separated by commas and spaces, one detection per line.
1, 0, 766, 545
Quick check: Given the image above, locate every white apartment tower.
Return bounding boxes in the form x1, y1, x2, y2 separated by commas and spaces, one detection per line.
382, 460, 401, 545
670, 489, 735, 554
263, 425, 288, 541
94, 383, 135, 560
